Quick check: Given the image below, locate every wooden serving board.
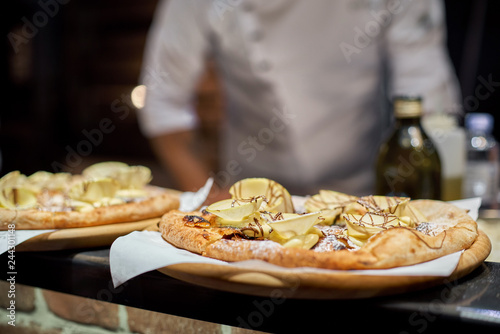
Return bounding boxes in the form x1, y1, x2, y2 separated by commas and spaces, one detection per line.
158, 230, 491, 299
16, 218, 161, 252
14, 187, 181, 252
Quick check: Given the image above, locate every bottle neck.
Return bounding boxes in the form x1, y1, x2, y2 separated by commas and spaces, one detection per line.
394, 115, 422, 127
393, 98, 422, 118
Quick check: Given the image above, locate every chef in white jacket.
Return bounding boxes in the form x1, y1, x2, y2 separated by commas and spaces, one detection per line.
137, 0, 460, 197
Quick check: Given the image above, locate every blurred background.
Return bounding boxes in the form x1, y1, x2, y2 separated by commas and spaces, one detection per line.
2, 0, 500, 189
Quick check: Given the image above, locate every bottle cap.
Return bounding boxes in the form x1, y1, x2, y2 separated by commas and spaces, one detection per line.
465, 113, 494, 133
393, 96, 423, 118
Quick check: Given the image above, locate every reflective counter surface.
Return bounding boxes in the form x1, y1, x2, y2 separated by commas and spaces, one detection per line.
1, 247, 499, 333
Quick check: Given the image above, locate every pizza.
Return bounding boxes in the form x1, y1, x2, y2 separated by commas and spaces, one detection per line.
0, 162, 179, 230
159, 178, 481, 270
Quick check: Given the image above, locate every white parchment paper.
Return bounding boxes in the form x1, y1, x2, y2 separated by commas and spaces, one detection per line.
110, 197, 481, 287
0, 229, 56, 254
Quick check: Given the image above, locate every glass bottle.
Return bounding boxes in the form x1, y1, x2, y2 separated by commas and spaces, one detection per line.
463, 113, 499, 208
375, 96, 442, 199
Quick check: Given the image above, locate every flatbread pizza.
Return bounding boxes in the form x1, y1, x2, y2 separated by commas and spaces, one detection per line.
0, 162, 179, 230
159, 178, 482, 270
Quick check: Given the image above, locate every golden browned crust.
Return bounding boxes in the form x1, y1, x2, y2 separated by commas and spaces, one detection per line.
358, 200, 478, 269
160, 200, 479, 270
159, 210, 240, 254
0, 191, 179, 230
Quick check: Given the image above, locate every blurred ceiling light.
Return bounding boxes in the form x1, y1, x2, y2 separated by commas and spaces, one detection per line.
131, 85, 147, 109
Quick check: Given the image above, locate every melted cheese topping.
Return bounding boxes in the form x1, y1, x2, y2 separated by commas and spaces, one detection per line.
0, 163, 153, 212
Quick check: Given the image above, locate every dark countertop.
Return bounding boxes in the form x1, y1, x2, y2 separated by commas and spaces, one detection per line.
2, 248, 499, 333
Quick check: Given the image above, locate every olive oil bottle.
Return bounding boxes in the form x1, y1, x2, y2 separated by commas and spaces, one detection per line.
375, 96, 442, 199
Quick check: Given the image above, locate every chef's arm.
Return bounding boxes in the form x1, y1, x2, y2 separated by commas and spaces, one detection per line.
150, 130, 210, 192
138, 0, 227, 195
150, 130, 230, 202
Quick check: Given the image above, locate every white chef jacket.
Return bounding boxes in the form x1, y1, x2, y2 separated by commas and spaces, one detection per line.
138, 0, 460, 195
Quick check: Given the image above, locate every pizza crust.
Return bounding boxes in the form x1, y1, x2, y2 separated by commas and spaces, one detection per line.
0, 190, 179, 230
159, 200, 479, 270
159, 210, 235, 254
358, 200, 478, 269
